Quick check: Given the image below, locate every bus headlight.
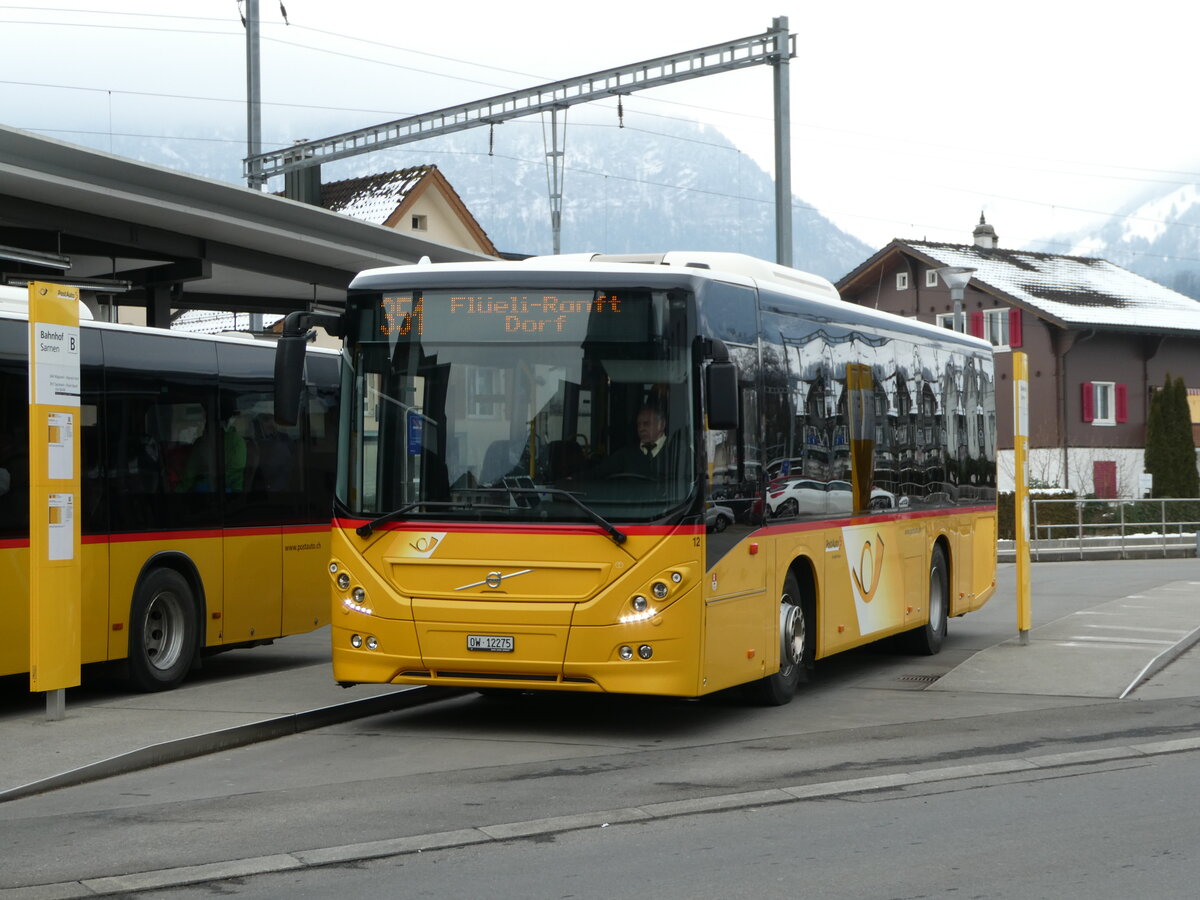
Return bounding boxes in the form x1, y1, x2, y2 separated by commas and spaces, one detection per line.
632, 595, 648, 612
651, 581, 669, 600
352, 587, 366, 603
336, 572, 351, 590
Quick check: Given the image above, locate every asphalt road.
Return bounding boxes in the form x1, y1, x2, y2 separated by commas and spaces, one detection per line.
2, 558, 1199, 896
153, 748, 1200, 900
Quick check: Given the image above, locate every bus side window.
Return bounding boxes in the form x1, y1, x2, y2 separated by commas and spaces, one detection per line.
0, 322, 29, 537
252, 412, 293, 492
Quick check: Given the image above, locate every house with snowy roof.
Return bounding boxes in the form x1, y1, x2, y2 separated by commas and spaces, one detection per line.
836, 216, 1200, 498
175, 166, 498, 335
316, 166, 498, 257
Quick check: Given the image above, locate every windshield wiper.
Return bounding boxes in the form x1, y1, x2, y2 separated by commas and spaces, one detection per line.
505, 487, 627, 545
354, 499, 502, 538
353, 489, 627, 545
356, 502, 428, 538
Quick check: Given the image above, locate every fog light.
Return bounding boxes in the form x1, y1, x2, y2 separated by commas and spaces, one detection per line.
366, 636, 378, 650
350, 633, 363, 648
352, 587, 366, 602
632, 595, 648, 612
638, 644, 653, 659
651, 581, 668, 600
618, 645, 634, 660
337, 573, 351, 590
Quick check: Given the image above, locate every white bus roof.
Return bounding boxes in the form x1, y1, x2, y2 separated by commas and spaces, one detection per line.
353, 251, 839, 302
350, 251, 991, 351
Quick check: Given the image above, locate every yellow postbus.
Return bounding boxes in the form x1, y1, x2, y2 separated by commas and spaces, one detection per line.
276, 252, 997, 705
1, 288, 338, 690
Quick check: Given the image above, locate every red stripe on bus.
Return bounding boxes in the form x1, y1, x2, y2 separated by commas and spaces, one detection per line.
8, 525, 330, 549
100, 524, 331, 543
283, 523, 331, 534
759, 504, 997, 535
333, 517, 704, 537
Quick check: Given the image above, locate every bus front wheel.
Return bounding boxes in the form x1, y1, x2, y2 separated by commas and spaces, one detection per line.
128, 568, 197, 692
744, 571, 810, 706
906, 545, 948, 655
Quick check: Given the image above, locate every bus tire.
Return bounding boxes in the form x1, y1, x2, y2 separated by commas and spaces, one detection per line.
128, 568, 197, 692
907, 545, 948, 655
744, 571, 810, 706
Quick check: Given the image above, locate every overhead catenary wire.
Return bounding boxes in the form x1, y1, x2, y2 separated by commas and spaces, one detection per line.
4, 9, 1197, 181
3, 5, 1197, 253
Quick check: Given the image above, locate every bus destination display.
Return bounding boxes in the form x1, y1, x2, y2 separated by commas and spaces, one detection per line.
379, 291, 631, 341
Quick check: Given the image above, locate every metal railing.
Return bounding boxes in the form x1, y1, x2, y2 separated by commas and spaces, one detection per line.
1029, 498, 1200, 560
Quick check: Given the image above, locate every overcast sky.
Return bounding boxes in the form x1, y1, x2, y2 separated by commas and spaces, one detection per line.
2, 0, 1196, 253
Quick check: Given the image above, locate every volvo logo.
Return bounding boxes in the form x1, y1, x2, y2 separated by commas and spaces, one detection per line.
456, 568, 533, 591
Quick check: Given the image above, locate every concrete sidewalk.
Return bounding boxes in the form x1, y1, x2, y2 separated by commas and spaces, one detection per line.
3, 577, 1200, 805
932, 579, 1200, 698
0, 628, 462, 803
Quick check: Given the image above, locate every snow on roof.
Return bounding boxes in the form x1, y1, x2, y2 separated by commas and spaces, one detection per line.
905, 241, 1200, 334
318, 167, 432, 225
172, 309, 281, 334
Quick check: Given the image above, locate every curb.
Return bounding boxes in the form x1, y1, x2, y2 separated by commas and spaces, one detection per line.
0, 686, 466, 805
1120, 621, 1200, 699
8, 735, 1200, 899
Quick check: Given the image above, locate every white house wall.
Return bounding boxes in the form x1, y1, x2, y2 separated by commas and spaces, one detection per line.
998, 447, 1149, 497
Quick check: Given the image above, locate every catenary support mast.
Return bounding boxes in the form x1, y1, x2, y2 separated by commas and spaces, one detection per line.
245, 19, 796, 261
771, 16, 792, 266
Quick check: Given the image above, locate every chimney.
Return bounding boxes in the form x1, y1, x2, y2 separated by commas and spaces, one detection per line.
973, 212, 998, 249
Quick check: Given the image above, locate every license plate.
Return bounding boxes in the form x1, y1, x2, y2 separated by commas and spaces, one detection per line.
467, 634, 514, 652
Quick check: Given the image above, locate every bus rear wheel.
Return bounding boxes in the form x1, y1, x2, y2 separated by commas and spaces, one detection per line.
906, 545, 948, 655
128, 568, 197, 692
744, 571, 810, 706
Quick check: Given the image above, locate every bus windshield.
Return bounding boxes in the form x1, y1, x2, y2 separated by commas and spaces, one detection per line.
340, 286, 696, 525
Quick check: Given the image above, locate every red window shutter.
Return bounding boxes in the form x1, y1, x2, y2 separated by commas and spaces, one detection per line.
969, 311, 984, 338
1115, 383, 1128, 423
1008, 307, 1023, 347
1081, 382, 1094, 422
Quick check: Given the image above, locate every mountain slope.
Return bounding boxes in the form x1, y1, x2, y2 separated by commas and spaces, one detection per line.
1058, 182, 1200, 300
67, 115, 873, 281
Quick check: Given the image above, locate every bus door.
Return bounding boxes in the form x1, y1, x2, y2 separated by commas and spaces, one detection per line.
701, 339, 769, 692
281, 356, 338, 636
217, 345, 283, 644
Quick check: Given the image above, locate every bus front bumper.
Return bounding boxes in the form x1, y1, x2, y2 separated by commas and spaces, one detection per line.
331, 610, 699, 697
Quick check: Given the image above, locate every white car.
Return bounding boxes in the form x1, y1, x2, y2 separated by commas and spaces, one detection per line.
768, 478, 899, 517
766, 478, 829, 517
705, 503, 735, 532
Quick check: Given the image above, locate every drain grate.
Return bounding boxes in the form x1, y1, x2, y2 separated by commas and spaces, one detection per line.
898, 673, 942, 684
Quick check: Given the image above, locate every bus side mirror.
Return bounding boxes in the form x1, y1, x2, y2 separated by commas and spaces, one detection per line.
274, 331, 308, 426
274, 310, 343, 426
706, 360, 739, 430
